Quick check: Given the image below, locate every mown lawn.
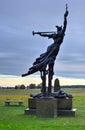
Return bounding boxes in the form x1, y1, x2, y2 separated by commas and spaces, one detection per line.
0, 88, 85, 130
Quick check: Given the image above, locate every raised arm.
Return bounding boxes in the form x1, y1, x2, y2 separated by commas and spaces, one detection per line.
62, 4, 69, 35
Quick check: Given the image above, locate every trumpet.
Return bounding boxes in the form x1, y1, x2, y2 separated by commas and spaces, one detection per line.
32, 31, 56, 35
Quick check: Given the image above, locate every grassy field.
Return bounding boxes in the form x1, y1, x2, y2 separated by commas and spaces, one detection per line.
0, 88, 85, 130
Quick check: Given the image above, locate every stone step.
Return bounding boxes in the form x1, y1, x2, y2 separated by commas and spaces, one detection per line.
58, 108, 76, 116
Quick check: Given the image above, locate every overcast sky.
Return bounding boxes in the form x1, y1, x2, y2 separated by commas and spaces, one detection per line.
0, 0, 85, 79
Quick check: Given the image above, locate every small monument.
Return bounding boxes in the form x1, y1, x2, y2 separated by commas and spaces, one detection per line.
22, 4, 76, 117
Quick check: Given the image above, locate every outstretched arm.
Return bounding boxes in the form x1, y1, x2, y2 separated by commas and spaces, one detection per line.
62, 4, 69, 34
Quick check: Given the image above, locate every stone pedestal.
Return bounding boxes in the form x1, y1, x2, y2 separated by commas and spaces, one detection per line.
24, 98, 36, 115
28, 98, 36, 109
57, 97, 76, 116
57, 97, 72, 110
36, 98, 57, 118
24, 97, 76, 117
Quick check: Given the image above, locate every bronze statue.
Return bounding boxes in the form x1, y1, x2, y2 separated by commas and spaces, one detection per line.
22, 4, 69, 97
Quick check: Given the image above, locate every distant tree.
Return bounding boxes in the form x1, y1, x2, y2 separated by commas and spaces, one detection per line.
29, 83, 36, 89
27, 86, 29, 89
37, 83, 42, 89
54, 78, 60, 92
15, 85, 19, 89
20, 84, 25, 89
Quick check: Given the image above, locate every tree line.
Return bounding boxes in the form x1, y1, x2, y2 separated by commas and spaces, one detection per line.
0, 83, 42, 89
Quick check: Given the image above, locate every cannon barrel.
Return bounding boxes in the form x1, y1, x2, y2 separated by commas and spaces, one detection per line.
32, 31, 56, 35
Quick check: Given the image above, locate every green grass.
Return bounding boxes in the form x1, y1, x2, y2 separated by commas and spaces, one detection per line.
0, 88, 85, 130
0, 89, 40, 95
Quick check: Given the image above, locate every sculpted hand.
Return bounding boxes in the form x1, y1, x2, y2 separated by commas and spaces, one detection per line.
64, 4, 69, 17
